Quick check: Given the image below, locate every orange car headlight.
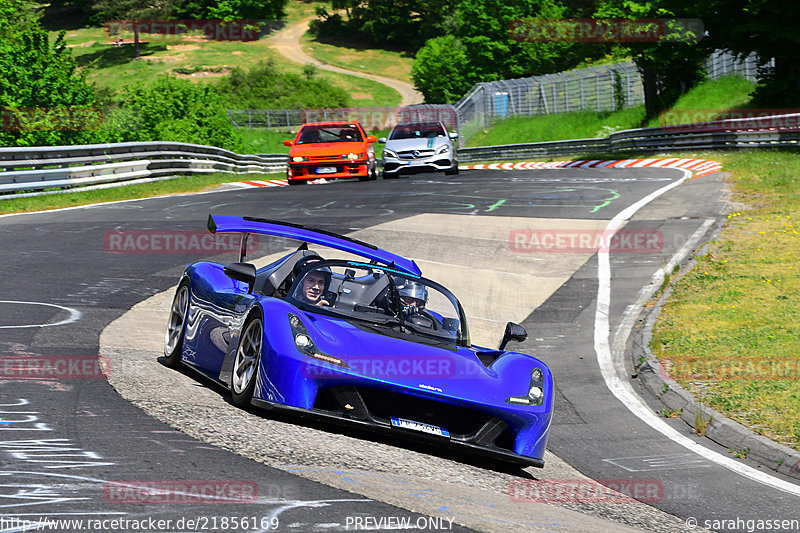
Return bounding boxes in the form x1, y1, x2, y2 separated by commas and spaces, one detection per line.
343, 153, 363, 160
292, 156, 309, 162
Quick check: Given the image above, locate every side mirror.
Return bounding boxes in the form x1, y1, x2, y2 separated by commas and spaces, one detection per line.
283, 140, 294, 147
366, 135, 377, 143
499, 322, 527, 351
224, 262, 257, 294
449, 132, 459, 139
378, 137, 387, 144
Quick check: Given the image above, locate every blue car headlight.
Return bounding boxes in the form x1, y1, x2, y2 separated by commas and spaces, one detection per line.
288, 314, 349, 368
506, 367, 545, 406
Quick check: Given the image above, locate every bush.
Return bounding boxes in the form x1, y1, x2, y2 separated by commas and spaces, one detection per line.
215, 60, 351, 109
118, 76, 243, 151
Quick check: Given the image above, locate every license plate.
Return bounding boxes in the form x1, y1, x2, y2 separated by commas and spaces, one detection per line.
406, 160, 423, 166
391, 417, 450, 437
316, 167, 337, 174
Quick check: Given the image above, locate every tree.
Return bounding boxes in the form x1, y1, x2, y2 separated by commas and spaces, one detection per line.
311, 0, 457, 49
411, 35, 469, 103
91, 0, 173, 58
173, 0, 287, 21
412, 0, 598, 102
594, 0, 707, 119
0, 0, 100, 146
672, 0, 800, 106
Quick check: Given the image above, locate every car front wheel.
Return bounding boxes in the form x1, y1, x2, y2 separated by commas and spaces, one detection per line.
163, 281, 190, 368
231, 315, 263, 407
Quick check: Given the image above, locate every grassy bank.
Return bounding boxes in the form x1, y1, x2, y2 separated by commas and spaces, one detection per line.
467, 74, 757, 147
652, 150, 800, 450
301, 32, 414, 84
0, 172, 283, 215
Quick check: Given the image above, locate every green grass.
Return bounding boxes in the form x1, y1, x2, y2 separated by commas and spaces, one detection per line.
301, 31, 414, 84
466, 107, 646, 147
57, 0, 401, 107
646, 74, 757, 128
651, 150, 800, 450
467, 74, 757, 147
0, 172, 283, 215
240, 127, 390, 155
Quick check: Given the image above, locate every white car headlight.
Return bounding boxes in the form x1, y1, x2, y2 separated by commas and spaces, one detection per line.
383, 149, 397, 159
436, 145, 450, 154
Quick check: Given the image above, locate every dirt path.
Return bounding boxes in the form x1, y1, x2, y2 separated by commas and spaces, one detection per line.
268, 17, 423, 106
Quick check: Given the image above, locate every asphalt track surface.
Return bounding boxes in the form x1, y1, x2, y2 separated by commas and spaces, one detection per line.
1, 169, 799, 532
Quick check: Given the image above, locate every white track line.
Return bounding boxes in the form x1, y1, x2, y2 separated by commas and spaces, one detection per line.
0, 300, 82, 328
595, 169, 800, 497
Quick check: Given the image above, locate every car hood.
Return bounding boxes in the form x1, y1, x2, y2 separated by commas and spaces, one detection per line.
303, 312, 547, 405
384, 138, 448, 152
289, 141, 368, 157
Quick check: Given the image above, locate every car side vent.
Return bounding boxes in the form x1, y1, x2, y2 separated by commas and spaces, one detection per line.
476, 350, 503, 368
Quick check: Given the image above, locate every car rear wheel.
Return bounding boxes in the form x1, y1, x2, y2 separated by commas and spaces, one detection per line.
163, 281, 190, 368
231, 315, 263, 407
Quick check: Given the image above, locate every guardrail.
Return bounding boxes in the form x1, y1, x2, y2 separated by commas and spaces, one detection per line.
0, 141, 287, 198
458, 113, 800, 162
2, 114, 798, 198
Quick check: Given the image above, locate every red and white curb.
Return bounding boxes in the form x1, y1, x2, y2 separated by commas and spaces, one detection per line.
464, 158, 723, 178
229, 179, 289, 189
231, 178, 337, 189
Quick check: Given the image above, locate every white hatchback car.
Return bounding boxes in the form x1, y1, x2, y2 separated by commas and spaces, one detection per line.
379, 121, 458, 178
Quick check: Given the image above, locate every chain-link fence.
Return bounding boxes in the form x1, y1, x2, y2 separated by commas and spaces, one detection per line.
227, 50, 768, 146
227, 105, 458, 133
453, 62, 643, 143
705, 50, 767, 82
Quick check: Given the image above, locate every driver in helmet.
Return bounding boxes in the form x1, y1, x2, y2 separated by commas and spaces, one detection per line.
395, 278, 427, 318
295, 258, 332, 306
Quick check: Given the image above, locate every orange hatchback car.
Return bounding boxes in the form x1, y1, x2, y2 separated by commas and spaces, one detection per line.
284, 121, 378, 184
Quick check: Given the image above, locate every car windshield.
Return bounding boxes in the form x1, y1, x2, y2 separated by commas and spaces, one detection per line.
389, 123, 446, 140
287, 260, 468, 346
297, 124, 363, 144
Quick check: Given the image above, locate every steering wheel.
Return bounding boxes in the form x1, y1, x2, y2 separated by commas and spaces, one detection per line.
409, 309, 440, 331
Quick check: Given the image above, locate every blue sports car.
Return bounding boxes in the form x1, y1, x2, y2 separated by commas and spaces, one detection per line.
163, 215, 553, 467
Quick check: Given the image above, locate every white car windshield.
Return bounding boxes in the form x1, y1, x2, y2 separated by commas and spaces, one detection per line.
288, 261, 468, 345
389, 123, 446, 140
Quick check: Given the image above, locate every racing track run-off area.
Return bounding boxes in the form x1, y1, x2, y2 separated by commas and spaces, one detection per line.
1, 164, 799, 533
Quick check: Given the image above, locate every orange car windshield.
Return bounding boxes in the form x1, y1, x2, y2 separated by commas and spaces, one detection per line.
297, 125, 363, 144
